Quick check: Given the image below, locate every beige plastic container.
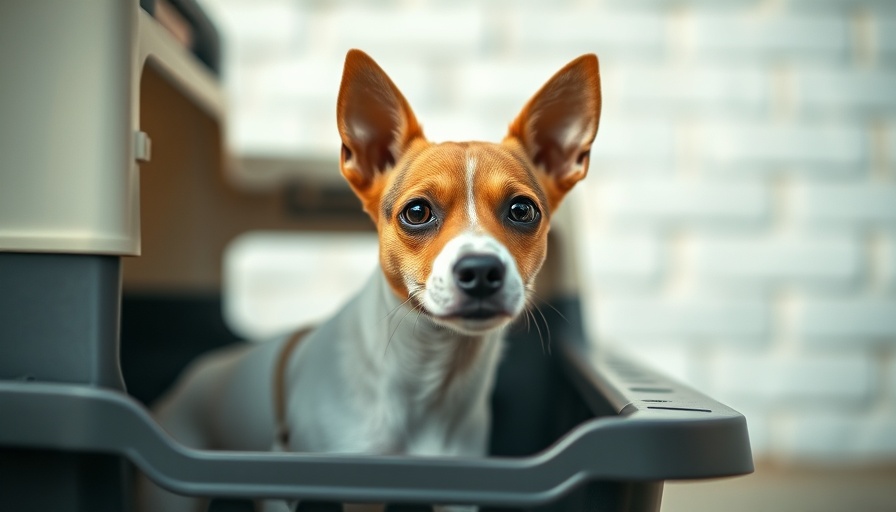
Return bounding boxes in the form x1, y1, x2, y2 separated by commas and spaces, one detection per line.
0, 0, 226, 256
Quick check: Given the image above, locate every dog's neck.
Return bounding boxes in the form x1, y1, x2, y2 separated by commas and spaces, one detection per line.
351, 270, 504, 415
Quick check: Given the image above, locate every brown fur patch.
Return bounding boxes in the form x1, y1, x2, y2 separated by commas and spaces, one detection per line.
373, 141, 553, 301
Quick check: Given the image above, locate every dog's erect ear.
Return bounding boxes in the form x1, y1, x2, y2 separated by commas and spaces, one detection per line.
506, 54, 601, 209
337, 49, 424, 199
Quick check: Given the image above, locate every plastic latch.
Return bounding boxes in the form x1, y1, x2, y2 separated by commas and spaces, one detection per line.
135, 130, 152, 163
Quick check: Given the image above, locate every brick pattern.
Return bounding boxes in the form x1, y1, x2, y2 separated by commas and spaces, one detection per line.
700, 123, 867, 172
597, 178, 770, 227
797, 299, 896, 343
696, 235, 862, 288
708, 352, 878, 404
203, 0, 896, 464
795, 184, 896, 225
692, 13, 850, 63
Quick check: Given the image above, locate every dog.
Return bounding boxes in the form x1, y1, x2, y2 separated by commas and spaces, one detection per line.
138, 49, 601, 512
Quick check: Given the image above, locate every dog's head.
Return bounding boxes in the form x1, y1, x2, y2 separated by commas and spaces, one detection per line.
337, 50, 601, 335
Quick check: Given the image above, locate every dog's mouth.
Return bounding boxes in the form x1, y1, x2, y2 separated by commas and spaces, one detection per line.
453, 301, 507, 320
421, 300, 515, 335
410, 291, 512, 320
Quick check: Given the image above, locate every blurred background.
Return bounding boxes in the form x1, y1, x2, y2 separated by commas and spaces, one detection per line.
190, 0, 895, 510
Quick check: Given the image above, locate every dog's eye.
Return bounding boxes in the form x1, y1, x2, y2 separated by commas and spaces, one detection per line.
401, 200, 434, 226
508, 198, 539, 224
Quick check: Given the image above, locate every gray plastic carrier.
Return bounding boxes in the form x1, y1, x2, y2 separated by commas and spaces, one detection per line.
1, 319, 752, 511
0, 2, 753, 511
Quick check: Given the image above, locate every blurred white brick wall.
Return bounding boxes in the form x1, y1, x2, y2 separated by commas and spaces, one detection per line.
201, 0, 896, 464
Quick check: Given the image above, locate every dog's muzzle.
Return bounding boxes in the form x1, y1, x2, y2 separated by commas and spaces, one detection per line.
451, 255, 509, 320
453, 254, 505, 298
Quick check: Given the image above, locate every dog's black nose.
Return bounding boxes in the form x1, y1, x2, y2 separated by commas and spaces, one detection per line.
453, 255, 505, 298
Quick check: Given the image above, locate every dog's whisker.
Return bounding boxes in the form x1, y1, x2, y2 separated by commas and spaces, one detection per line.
382, 293, 418, 322
528, 290, 570, 325
385, 301, 418, 356
525, 306, 546, 355
412, 304, 424, 338
531, 303, 553, 355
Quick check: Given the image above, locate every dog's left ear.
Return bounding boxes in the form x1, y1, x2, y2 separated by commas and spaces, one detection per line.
506, 54, 601, 209
337, 49, 424, 213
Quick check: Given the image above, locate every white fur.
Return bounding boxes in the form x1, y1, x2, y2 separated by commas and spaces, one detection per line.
423, 232, 525, 335
465, 155, 478, 226
139, 268, 505, 512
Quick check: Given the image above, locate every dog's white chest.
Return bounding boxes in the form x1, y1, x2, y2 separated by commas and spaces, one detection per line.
281, 279, 501, 459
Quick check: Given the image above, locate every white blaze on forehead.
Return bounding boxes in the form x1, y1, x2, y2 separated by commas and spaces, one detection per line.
465, 154, 478, 227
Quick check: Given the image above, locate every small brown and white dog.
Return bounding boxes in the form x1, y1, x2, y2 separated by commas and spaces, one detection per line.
139, 49, 601, 512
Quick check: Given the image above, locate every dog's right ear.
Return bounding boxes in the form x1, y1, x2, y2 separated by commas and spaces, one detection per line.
506, 54, 601, 211
337, 50, 424, 205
